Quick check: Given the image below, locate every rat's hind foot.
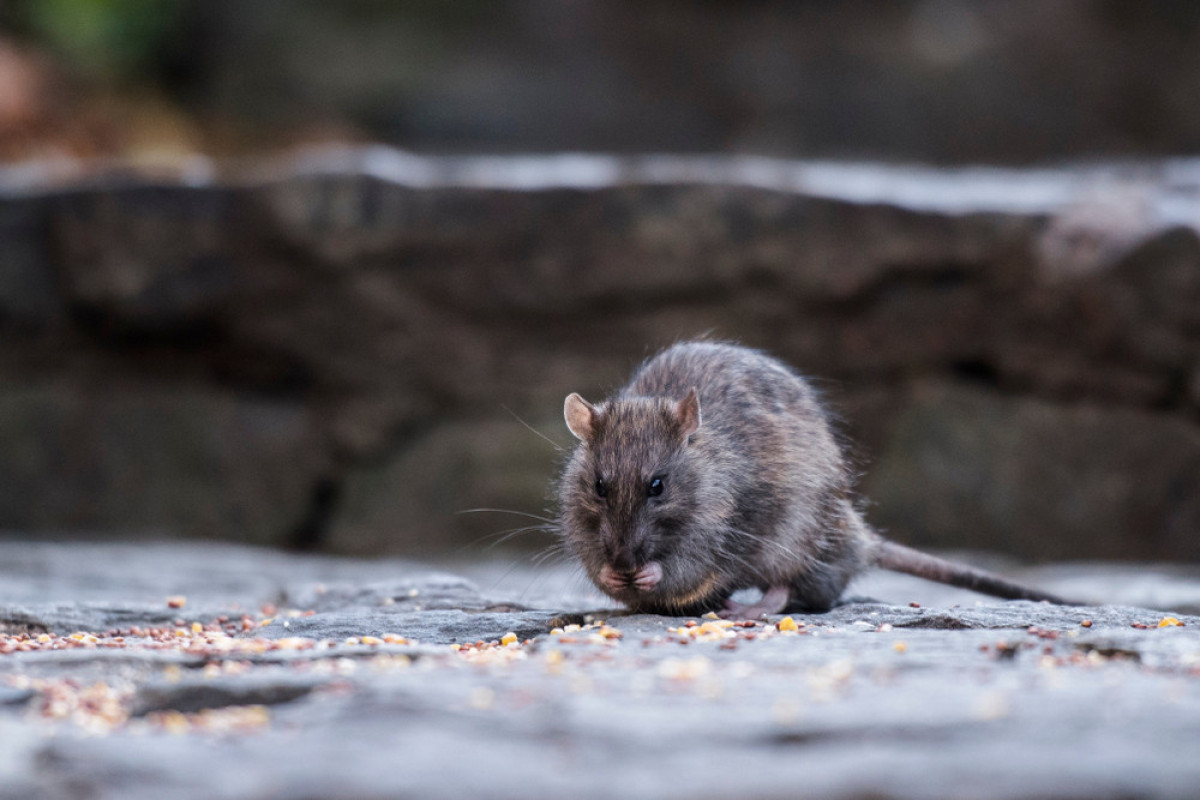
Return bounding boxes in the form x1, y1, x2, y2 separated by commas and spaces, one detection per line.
717, 585, 790, 620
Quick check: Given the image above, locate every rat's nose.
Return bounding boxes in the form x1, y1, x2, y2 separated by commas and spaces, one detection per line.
609, 547, 637, 575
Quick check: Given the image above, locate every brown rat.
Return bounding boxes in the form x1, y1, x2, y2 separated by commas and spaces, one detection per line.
558, 341, 1068, 617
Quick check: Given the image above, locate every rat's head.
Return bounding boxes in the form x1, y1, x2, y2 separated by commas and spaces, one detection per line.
558, 389, 722, 613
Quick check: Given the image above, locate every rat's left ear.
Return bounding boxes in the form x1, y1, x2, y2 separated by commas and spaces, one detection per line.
677, 388, 701, 439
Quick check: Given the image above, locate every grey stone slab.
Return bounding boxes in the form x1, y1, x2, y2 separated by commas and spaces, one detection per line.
0, 687, 34, 707
0, 601, 232, 636
280, 573, 496, 613
0, 719, 37, 800
0, 540, 459, 608
0, 542, 1198, 800
29, 654, 1200, 800
254, 607, 570, 645
130, 673, 328, 716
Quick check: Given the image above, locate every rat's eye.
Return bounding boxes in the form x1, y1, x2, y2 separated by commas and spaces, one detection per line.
647, 476, 665, 497
594, 479, 608, 498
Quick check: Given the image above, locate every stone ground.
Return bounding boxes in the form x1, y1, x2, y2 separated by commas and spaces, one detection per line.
1, 540, 1198, 799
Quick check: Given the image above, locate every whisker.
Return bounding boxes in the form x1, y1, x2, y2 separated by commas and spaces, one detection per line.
450, 525, 557, 560
457, 508, 556, 523
483, 525, 557, 551
531, 544, 569, 567
502, 404, 564, 452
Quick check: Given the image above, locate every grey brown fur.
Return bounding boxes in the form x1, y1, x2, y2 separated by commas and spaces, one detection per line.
558, 341, 1067, 617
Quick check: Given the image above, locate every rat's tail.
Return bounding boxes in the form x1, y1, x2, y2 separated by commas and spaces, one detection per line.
872, 539, 1072, 605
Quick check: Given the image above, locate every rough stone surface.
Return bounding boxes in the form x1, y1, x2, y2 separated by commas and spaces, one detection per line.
1, 542, 1199, 799
863, 383, 1200, 561
2, 151, 1200, 560
0, 386, 328, 543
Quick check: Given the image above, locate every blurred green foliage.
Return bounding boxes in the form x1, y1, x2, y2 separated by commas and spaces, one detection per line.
4, 0, 180, 80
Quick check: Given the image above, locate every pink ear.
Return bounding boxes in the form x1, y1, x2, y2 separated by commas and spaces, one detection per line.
677, 388, 701, 439
564, 393, 597, 441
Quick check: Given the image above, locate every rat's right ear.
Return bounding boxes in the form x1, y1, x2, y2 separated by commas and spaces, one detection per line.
564, 393, 597, 441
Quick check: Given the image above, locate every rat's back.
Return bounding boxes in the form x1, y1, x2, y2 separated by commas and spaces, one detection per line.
622, 341, 834, 457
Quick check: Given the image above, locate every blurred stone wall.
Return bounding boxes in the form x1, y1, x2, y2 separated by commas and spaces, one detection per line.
1, 149, 1197, 561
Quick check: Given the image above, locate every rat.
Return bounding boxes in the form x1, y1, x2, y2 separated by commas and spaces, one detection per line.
557, 340, 1069, 618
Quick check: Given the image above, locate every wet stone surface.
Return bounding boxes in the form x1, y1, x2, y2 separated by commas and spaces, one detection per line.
0, 541, 1198, 799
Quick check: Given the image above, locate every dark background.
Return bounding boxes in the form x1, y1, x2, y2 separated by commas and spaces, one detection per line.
5, 0, 1200, 164
0, 0, 1198, 564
